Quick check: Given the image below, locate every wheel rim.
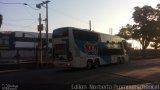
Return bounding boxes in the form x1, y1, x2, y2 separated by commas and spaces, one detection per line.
87, 62, 92, 69
94, 61, 99, 68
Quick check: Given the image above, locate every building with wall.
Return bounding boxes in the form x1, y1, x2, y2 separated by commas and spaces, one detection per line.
0, 31, 52, 60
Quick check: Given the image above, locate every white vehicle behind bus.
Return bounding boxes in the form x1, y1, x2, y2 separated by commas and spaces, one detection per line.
52, 27, 129, 69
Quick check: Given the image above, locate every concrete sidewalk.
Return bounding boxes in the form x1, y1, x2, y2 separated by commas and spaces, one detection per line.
0, 58, 37, 64
0, 58, 54, 71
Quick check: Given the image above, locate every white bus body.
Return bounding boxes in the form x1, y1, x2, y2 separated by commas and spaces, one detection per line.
53, 27, 129, 68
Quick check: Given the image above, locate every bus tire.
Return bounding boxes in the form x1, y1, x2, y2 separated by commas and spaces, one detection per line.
94, 59, 100, 68
117, 57, 121, 64
121, 57, 125, 64
86, 60, 93, 69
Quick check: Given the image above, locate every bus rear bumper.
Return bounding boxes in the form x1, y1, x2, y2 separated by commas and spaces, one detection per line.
53, 61, 72, 68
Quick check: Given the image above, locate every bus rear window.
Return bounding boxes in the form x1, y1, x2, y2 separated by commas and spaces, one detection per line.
53, 28, 68, 38
54, 44, 66, 55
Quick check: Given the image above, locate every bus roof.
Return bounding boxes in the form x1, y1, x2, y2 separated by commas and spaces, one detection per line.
53, 27, 125, 42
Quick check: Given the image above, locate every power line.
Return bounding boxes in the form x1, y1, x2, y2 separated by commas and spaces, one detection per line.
48, 8, 90, 32
3, 22, 36, 30
24, 3, 39, 10
0, 1, 38, 10
50, 8, 88, 24
24, 19, 38, 28
23, 6, 37, 19
5, 18, 36, 22
0, 1, 35, 5
0, 1, 24, 5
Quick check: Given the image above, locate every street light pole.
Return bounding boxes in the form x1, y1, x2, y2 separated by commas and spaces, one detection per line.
36, 0, 50, 63
89, 20, 91, 31
45, 0, 49, 63
39, 13, 43, 65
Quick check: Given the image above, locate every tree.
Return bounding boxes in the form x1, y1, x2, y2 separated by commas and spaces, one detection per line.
132, 5, 158, 51
116, 24, 133, 40
0, 14, 2, 28
150, 38, 160, 50
149, 4, 160, 50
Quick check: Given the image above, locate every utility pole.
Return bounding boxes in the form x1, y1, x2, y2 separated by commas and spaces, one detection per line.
89, 20, 91, 31
45, 0, 49, 63
38, 13, 43, 65
109, 28, 112, 35
36, 0, 50, 63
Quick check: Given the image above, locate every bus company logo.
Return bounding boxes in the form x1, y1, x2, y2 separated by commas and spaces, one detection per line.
84, 42, 97, 53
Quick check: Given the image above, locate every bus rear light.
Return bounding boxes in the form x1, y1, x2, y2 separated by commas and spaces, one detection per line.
68, 58, 73, 61
67, 63, 71, 66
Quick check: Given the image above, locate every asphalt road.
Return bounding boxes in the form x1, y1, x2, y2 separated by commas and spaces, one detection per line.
0, 59, 160, 90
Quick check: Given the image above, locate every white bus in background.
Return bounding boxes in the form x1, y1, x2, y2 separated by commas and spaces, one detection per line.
52, 27, 129, 69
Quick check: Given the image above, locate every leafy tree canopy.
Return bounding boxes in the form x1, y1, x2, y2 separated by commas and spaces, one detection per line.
132, 5, 160, 50
116, 24, 132, 40
117, 4, 160, 50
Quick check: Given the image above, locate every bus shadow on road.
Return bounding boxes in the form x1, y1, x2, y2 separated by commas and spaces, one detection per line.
56, 68, 86, 73
55, 63, 121, 73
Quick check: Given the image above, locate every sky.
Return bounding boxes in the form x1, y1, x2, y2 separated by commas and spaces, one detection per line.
0, 0, 160, 35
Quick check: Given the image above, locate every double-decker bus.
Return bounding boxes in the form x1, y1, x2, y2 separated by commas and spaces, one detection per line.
52, 27, 128, 69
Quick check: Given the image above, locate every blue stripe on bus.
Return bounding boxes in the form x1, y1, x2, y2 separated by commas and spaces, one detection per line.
75, 40, 85, 52
75, 39, 112, 63
75, 40, 97, 55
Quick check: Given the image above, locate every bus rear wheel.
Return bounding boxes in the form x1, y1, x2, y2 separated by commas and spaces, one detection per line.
117, 57, 121, 64
94, 60, 100, 68
121, 57, 125, 64
86, 60, 93, 69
